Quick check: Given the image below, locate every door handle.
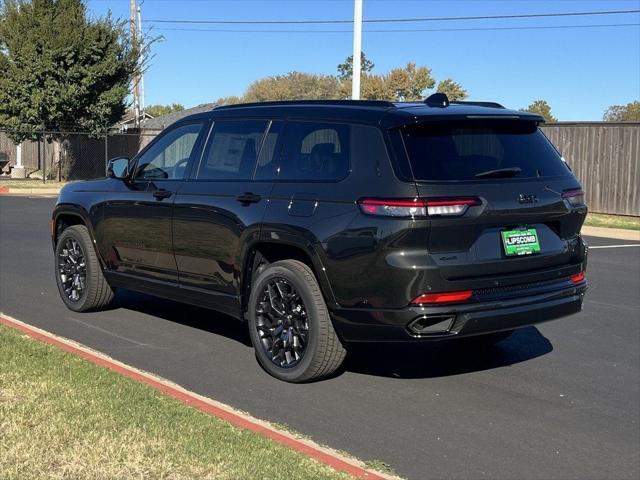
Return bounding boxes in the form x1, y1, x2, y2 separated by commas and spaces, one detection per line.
153, 189, 173, 200
236, 192, 261, 204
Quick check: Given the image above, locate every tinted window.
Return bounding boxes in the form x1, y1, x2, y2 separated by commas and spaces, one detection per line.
402, 120, 570, 181
134, 123, 204, 180
196, 120, 268, 180
278, 122, 350, 181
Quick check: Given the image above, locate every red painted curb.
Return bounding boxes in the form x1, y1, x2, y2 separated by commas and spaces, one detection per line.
0, 315, 385, 480
0, 187, 9, 193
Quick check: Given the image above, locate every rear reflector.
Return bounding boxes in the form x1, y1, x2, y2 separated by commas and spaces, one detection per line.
411, 290, 473, 305
358, 197, 480, 218
570, 272, 586, 284
562, 189, 585, 207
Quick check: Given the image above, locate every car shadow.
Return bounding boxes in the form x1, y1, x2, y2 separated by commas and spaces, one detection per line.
342, 326, 553, 379
112, 289, 253, 347
112, 289, 552, 380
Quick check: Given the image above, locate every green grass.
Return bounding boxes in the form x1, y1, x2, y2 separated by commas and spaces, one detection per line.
584, 213, 640, 231
0, 179, 66, 188
0, 324, 350, 480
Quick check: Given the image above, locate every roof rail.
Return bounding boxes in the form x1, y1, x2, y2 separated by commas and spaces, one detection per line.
451, 101, 505, 109
214, 99, 396, 110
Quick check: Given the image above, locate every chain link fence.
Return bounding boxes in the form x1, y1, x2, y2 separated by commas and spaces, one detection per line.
0, 129, 160, 183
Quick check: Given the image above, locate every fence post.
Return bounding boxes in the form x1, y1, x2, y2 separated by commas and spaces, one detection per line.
105, 131, 109, 176
41, 123, 46, 184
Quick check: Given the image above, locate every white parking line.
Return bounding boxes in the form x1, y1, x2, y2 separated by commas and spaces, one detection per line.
589, 244, 640, 249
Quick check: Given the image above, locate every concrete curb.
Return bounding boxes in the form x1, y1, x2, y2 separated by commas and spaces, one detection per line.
581, 226, 640, 241
0, 313, 398, 480
0, 186, 61, 195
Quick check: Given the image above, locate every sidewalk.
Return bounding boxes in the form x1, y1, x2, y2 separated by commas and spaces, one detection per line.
0, 186, 61, 195
580, 225, 640, 241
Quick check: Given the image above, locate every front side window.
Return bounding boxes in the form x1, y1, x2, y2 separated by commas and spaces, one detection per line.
133, 123, 204, 180
196, 120, 268, 180
277, 122, 350, 181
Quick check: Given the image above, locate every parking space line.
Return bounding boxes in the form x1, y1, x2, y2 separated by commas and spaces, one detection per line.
589, 244, 640, 249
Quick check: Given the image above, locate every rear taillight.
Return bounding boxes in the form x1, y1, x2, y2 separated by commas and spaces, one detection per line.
411, 290, 473, 305
570, 272, 586, 284
358, 198, 427, 217
562, 189, 585, 207
358, 197, 480, 218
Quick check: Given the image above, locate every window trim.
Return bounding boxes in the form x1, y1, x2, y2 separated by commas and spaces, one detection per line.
130, 120, 209, 182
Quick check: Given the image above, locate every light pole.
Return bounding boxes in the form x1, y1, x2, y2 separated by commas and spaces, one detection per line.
352, 0, 363, 100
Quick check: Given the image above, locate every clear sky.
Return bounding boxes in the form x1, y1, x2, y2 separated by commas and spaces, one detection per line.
87, 0, 640, 121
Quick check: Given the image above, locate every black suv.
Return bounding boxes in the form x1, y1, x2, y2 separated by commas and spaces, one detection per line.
52, 94, 588, 382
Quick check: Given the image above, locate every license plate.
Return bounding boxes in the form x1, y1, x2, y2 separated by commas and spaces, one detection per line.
501, 228, 541, 256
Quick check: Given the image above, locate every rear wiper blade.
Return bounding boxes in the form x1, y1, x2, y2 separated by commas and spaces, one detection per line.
474, 167, 522, 179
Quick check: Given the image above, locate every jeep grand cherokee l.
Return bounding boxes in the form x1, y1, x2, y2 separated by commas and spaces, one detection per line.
52, 94, 588, 382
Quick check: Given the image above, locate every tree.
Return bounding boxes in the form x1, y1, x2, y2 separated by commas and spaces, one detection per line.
385, 63, 435, 101
0, 0, 141, 144
214, 95, 243, 106
522, 100, 557, 123
436, 79, 467, 101
145, 103, 184, 118
243, 72, 341, 102
603, 101, 640, 121
337, 51, 375, 80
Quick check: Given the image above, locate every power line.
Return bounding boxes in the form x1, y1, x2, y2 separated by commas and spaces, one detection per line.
151, 22, 640, 34
144, 8, 640, 25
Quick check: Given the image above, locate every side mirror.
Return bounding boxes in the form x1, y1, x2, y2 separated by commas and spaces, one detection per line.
107, 157, 131, 179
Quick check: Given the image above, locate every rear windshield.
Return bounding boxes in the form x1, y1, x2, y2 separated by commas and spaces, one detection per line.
401, 120, 570, 181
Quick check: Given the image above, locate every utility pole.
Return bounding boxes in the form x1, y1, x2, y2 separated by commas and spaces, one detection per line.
351, 0, 363, 100
137, 2, 145, 114
130, 0, 140, 127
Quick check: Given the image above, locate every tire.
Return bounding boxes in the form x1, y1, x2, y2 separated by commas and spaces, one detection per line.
54, 224, 114, 312
247, 259, 346, 383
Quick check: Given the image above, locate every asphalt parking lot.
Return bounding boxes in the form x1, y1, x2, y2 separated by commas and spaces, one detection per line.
1, 195, 638, 480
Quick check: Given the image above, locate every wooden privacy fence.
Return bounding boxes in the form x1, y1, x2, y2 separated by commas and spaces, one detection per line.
1, 123, 638, 216
541, 122, 639, 216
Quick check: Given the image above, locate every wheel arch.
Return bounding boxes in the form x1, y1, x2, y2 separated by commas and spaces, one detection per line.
52, 205, 105, 267
240, 240, 338, 317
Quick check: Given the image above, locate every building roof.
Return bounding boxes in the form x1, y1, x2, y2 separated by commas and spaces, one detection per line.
140, 103, 216, 130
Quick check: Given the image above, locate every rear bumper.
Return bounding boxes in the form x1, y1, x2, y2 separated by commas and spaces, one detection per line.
331, 281, 587, 342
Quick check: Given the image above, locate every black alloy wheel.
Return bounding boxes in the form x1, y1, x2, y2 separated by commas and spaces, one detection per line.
54, 225, 114, 312
58, 237, 87, 302
247, 259, 346, 383
255, 277, 310, 368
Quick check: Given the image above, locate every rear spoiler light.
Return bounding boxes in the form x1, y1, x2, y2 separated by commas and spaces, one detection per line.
358, 197, 480, 218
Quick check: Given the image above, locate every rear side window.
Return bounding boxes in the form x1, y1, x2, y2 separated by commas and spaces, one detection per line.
196, 120, 268, 180
277, 122, 350, 181
402, 120, 570, 181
